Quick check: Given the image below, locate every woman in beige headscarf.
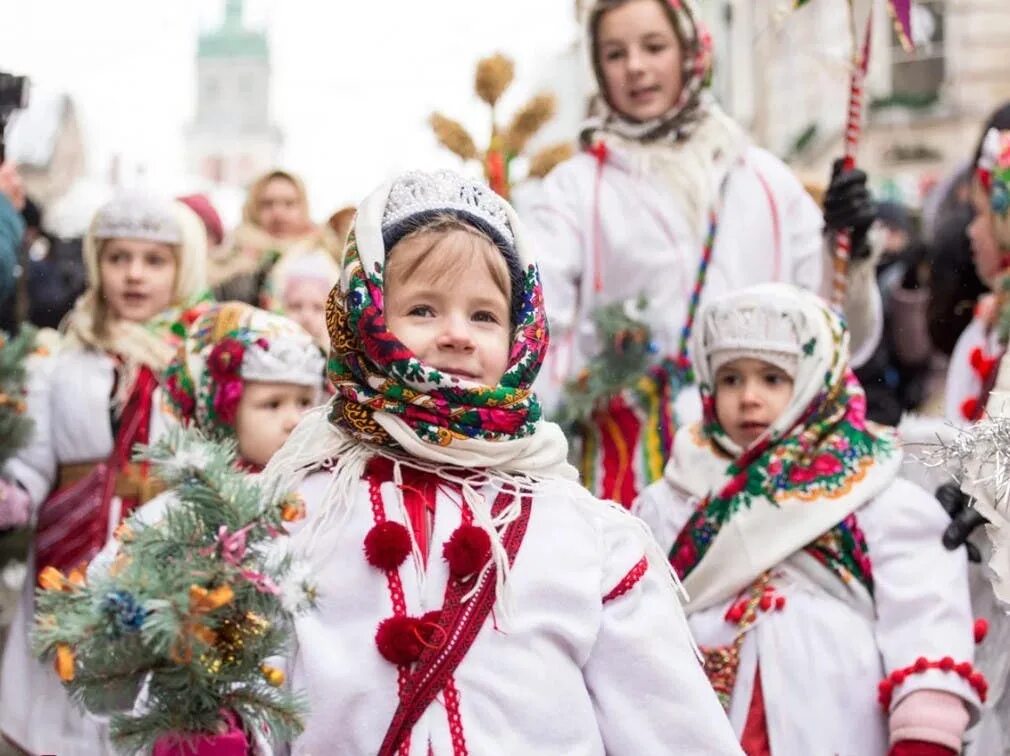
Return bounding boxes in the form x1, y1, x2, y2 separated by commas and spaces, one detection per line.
209, 169, 338, 304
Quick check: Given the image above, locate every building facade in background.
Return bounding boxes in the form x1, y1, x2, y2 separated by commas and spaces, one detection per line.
185, 0, 282, 188
709, 0, 1010, 207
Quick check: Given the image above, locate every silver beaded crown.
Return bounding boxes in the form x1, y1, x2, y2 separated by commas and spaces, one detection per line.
93, 193, 182, 245
381, 170, 514, 248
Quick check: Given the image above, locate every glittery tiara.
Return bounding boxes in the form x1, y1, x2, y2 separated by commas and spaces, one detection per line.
381, 170, 515, 251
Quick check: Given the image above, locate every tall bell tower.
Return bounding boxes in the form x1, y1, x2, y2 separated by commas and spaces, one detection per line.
185, 0, 282, 187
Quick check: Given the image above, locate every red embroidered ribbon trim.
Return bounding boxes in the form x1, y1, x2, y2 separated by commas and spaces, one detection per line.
366, 473, 412, 756
603, 556, 648, 603
878, 657, 988, 711
377, 490, 532, 756
442, 675, 469, 756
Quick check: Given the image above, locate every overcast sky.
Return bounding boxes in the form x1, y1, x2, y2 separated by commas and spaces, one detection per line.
0, 0, 583, 223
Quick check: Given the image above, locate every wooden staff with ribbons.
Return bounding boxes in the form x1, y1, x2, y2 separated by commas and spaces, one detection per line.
792, 0, 915, 310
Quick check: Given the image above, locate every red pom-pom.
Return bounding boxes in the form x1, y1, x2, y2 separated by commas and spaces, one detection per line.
961, 397, 982, 422
774, 595, 786, 611
956, 662, 973, 677
891, 669, 908, 685
939, 656, 955, 672
363, 522, 412, 571
878, 679, 894, 696
975, 618, 989, 644
759, 594, 772, 612
913, 657, 929, 673
970, 347, 985, 371
375, 616, 425, 666
969, 672, 986, 690
442, 525, 492, 579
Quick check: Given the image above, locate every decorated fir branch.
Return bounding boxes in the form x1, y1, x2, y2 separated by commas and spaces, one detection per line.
0, 325, 36, 468
429, 52, 574, 198
32, 426, 315, 754
554, 297, 657, 430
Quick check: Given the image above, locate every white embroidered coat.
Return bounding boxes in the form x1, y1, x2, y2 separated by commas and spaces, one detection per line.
521, 145, 882, 417
0, 347, 174, 756
272, 470, 744, 755
946, 317, 996, 426
633, 477, 980, 755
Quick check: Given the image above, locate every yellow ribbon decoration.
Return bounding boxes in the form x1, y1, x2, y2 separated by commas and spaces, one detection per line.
55, 643, 75, 682
37, 566, 86, 592
169, 585, 235, 664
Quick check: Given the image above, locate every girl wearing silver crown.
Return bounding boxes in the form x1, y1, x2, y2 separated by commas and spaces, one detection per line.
523, 0, 880, 507
235, 169, 742, 754
0, 193, 209, 755
634, 284, 979, 755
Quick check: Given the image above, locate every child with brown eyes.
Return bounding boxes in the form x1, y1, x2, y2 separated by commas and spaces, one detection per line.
238, 169, 743, 754
0, 192, 209, 756
634, 284, 980, 756
161, 301, 326, 471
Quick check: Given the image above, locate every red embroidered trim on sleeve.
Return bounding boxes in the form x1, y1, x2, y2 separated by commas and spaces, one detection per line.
443, 675, 469, 756
603, 556, 648, 603
878, 657, 988, 711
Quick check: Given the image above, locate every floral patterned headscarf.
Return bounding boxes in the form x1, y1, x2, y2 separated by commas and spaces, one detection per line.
164, 302, 325, 437
976, 128, 1010, 255
661, 284, 900, 611
325, 171, 550, 451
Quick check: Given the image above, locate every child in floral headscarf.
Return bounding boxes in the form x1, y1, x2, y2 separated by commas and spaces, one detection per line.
260, 245, 341, 350
947, 129, 1010, 425
0, 192, 208, 756
524, 0, 880, 506
634, 283, 979, 755
162, 301, 326, 470
244, 169, 741, 754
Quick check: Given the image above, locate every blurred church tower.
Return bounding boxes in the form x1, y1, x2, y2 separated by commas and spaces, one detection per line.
185, 0, 282, 187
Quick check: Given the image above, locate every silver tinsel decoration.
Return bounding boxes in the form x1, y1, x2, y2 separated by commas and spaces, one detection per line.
921, 415, 1010, 518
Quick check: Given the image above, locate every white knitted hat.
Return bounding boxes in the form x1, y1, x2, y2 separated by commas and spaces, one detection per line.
700, 294, 803, 377
92, 193, 182, 245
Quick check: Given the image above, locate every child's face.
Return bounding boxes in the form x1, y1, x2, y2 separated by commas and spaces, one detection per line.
714, 358, 794, 448
234, 381, 318, 468
384, 232, 511, 387
597, 0, 683, 123
99, 238, 177, 323
283, 278, 330, 347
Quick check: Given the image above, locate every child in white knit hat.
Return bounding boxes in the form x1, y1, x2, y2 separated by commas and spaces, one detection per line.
635, 283, 980, 755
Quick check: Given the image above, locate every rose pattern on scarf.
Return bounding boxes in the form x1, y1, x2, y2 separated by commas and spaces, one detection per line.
670, 370, 892, 596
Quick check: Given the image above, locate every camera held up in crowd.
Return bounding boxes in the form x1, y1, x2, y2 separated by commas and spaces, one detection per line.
0, 72, 30, 162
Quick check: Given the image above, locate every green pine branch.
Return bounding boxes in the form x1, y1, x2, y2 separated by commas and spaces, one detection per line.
33, 426, 313, 753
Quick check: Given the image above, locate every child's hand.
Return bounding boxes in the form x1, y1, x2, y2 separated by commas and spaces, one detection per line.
935, 482, 984, 562
824, 158, 876, 260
